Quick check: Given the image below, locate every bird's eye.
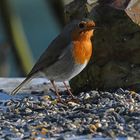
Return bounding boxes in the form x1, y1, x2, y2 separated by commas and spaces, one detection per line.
78, 22, 85, 29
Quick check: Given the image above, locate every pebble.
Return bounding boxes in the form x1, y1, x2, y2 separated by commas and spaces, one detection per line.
41, 128, 48, 135
25, 108, 32, 113
89, 124, 97, 132
67, 102, 80, 107
0, 88, 139, 139
84, 93, 90, 99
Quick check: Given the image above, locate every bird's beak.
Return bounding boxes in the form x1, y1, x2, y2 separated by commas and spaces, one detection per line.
82, 26, 101, 32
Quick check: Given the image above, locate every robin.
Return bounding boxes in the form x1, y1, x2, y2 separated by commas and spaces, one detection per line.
11, 19, 96, 101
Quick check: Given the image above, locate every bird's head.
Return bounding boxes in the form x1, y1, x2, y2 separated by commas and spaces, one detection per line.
65, 19, 96, 41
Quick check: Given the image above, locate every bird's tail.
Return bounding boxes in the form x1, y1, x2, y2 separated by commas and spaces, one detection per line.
11, 76, 32, 95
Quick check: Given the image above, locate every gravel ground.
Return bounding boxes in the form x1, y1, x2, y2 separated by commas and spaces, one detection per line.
0, 88, 140, 139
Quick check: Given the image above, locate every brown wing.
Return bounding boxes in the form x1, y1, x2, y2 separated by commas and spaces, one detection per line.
28, 32, 71, 77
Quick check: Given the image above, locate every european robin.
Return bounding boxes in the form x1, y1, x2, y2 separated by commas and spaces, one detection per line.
11, 19, 96, 101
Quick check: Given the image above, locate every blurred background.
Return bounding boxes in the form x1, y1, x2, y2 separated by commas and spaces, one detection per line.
0, 0, 66, 77
0, 0, 139, 80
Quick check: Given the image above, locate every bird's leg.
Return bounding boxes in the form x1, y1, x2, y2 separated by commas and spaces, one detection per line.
50, 80, 62, 102
63, 81, 75, 99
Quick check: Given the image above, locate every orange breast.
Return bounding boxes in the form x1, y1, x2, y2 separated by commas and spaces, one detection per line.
72, 40, 92, 64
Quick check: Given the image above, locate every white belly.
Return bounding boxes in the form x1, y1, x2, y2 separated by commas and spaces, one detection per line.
45, 59, 88, 82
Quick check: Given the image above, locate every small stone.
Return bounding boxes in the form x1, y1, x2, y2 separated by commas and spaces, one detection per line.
84, 93, 90, 99
130, 91, 137, 96
129, 105, 134, 112
42, 95, 50, 101
70, 124, 77, 129
16, 132, 24, 138
95, 122, 102, 128
38, 113, 44, 117
40, 128, 48, 135
130, 98, 135, 103
116, 88, 125, 94
25, 108, 32, 113
118, 125, 124, 131
51, 99, 58, 105
68, 102, 80, 106
85, 104, 92, 109
31, 131, 38, 136
13, 128, 19, 133
107, 108, 115, 112
89, 124, 97, 132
